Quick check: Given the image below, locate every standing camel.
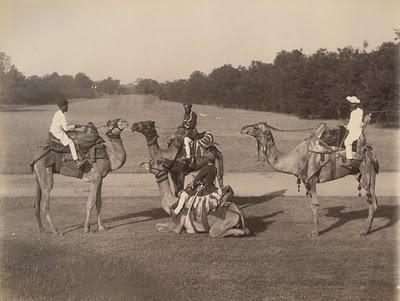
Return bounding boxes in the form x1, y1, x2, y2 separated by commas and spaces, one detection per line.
131, 120, 224, 194
241, 122, 379, 237
140, 160, 248, 238
31, 119, 128, 235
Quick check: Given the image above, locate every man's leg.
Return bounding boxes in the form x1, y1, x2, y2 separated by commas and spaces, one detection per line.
67, 140, 84, 167
173, 191, 189, 215
344, 132, 357, 159
184, 137, 192, 159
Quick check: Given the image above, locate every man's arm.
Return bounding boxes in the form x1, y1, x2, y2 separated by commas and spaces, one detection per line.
60, 114, 77, 131
192, 167, 207, 188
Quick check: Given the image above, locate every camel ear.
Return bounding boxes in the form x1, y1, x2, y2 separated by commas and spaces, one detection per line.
139, 161, 150, 171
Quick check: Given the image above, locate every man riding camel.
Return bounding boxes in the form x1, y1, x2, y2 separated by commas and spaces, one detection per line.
50, 99, 84, 168
178, 102, 197, 160
171, 151, 218, 217
344, 95, 364, 160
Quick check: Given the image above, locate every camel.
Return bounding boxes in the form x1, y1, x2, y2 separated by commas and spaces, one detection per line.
240, 122, 379, 237
31, 119, 128, 235
131, 120, 224, 195
140, 159, 248, 238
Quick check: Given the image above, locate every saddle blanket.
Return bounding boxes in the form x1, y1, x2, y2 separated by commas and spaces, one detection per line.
184, 188, 229, 233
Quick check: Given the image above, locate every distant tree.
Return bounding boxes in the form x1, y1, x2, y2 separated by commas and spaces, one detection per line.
135, 78, 161, 95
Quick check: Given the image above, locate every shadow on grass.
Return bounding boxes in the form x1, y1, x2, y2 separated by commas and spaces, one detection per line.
233, 190, 286, 234
233, 189, 287, 209
319, 204, 399, 235
61, 207, 168, 234
61, 190, 287, 235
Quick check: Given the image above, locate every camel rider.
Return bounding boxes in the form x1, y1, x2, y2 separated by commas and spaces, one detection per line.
179, 102, 197, 160
344, 96, 364, 160
171, 152, 217, 216
50, 99, 84, 168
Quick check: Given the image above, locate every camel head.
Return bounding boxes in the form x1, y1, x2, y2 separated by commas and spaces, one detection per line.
105, 119, 129, 139
131, 120, 160, 145
131, 120, 156, 134
240, 122, 275, 162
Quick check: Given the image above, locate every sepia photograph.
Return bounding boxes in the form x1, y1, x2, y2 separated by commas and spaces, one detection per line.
0, 0, 399, 300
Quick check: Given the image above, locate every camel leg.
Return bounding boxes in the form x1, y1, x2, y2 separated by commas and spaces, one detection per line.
215, 151, 224, 188
84, 175, 101, 234
209, 211, 242, 238
308, 178, 320, 237
360, 171, 378, 236
38, 167, 62, 235
95, 178, 107, 232
33, 173, 45, 233
170, 172, 181, 197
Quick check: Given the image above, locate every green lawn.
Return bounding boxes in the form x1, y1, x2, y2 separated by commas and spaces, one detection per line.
0, 95, 398, 174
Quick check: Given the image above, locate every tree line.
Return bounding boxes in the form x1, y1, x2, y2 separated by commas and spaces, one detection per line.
0, 51, 125, 106
135, 38, 399, 127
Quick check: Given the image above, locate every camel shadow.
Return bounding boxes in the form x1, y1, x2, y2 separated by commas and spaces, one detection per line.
233, 189, 287, 209
244, 211, 284, 234
232, 190, 287, 235
61, 190, 287, 235
319, 204, 399, 235
61, 207, 168, 234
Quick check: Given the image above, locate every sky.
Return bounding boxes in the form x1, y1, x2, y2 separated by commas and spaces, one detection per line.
0, 0, 399, 84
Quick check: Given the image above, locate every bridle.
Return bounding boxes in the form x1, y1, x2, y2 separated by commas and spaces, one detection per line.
106, 119, 124, 139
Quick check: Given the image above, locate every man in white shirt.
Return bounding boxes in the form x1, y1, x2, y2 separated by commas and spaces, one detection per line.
50, 99, 83, 167
344, 96, 364, 159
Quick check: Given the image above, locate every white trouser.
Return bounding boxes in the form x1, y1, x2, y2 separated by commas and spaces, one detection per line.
67, 140, 79, 161
184, 137, 192, 158
174, 191, 189, 214
51, 130, 79, 161
344, 130, 361, 159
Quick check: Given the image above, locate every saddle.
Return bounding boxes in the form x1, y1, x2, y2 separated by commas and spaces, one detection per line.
169, 128, 215, 163
34, 122, 108, 178
308, 123, 358, 155
172, 185, 234, 233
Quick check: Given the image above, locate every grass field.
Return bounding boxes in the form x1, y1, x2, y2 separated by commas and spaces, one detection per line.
0, 94, 399, 174
0, 194, 398, 300
0, 95, 398, 300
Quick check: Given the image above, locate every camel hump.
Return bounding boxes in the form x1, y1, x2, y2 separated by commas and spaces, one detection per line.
311, 123, 327, 139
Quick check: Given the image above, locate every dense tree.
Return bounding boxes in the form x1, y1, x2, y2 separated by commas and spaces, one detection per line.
0, 54, 121, 105
135, 37, 399, 127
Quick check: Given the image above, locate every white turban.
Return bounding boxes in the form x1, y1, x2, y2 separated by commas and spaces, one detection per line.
346, 96, 360, 104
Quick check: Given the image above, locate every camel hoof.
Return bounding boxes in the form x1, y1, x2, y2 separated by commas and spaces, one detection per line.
308, 231, 319, 238
359, 231, 368, 236
57, 231, 64, 237
155, 223, 170, 232
84, 226, 91, 234
98, 225, 108, 232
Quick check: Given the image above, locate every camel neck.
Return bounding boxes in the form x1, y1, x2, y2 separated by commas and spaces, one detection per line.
264, 139, 307, 176
155, 174, 177, 213
107, 137, 126, 171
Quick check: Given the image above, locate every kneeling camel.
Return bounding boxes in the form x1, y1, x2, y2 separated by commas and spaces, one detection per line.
140, 160, 248, 238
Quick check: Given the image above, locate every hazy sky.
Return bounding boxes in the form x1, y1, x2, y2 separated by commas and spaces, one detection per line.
0, 0, 399, 83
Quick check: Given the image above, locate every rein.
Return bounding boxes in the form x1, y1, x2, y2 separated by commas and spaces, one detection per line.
267, 125, 314, 132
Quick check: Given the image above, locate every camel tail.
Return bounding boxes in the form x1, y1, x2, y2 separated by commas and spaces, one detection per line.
33, 172, 42, 209
30, 149, 50, 173
366, 146, 379, 174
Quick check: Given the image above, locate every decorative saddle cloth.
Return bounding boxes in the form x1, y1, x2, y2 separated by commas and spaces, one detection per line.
177, 185, 234, 234
31, 122, 108, 178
